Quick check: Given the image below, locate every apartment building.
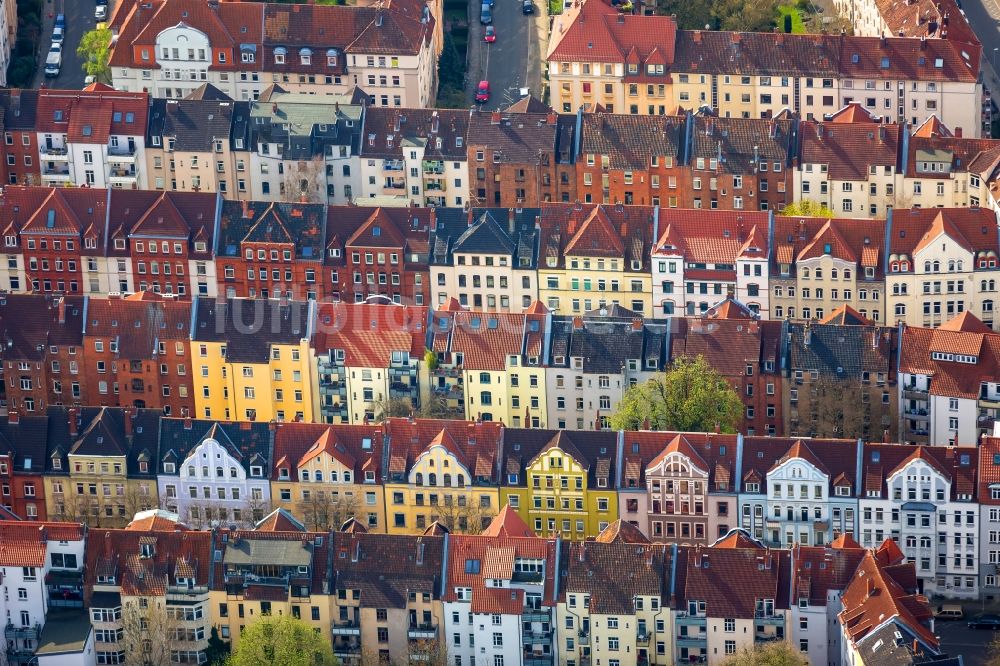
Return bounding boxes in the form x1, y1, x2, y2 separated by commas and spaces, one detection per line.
359, 107, 469, 207
898, 311, 1000, 445
670, 306, 784, 436
0, 294, 86, 411
466, 110, 576, 207
85, 513, 213, 665
770, 215, 888, 323
781, 317, 898, 441
886, 206, 1000, 329
108, 0, 437, 107
156, 418, 274, 528
81, 292, 194, 416
429, 208, 540, 312
312, 302, 425, 424
977, 437, 1000, 603
859, 442, 979, 598
0, 89, 41, 186
35, 87, 148, 190
145, 92, 251, 197
900, 119, 998, 209
0, 411, 50, 519
331, 531, 444, 663
190, 297, 316, 423
499, 429, 619, 539
269, 422, 386, 531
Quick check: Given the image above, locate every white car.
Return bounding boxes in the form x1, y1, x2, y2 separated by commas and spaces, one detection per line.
95, 4, 107, 20
51, 26, 64, 43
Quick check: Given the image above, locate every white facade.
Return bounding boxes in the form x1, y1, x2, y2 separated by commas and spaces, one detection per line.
766, 457, 830, 548
158, 433, 272, 528
36, 132, 144, 190
790, 589, 845, 666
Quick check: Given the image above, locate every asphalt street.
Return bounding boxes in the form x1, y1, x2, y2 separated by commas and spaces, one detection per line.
958, 0, 1000, 98
936, 619, 993, 665
468, 0, 547, 109
33, 0, 94, 90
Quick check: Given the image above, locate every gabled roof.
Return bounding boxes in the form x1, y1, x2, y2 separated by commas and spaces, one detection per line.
821, 304, 872, 326
255, 507, 306, 532
646, 434, 708, 473
452, 212, 517, 256
0, 294, 85, 361
270, 422, 383, 482
771, 440, 829, 475
940, 310, 992, 333
800, 120, 901, 181
126, 509, 187, 531
547, 0, 677, 64
313, 302, 426, 368
578, 113, 684, 171
829, 102, 879, 124
898, 319, 1000, 400
384, 418, 502, 482
711, 529, 764, 549
482, 505, 536, 538
157, 418, 272, 477
563, 541, 668, 615
676, 546, 790, 618
192, 297, 310, 363
595, 519, 650, 544
332, 532, 443, 607
792, 542, 865, 608
912, 114, 953, 138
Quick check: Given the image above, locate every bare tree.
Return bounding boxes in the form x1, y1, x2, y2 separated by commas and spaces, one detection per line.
297, 492, 360, 532
434, 497, 494, 535
121, 596, 181, 666
281, 158, 329, 204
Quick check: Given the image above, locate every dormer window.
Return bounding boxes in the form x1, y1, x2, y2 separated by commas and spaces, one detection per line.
300, 48, 312, 65
163, 462, 176, 474
279, 467, 290, 480
746, 482, 760, 493
250, 465, 263, 477
274, 47, 286, 64
140, 543, 154, 558
835, 485, 850, 497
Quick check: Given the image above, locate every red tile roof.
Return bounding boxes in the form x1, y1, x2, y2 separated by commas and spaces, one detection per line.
862, 442, 977, 498
444, 533, 555, 610
677, 546, 790, 618
384, 418, 502, 482
888, 208, 997, 264
594, 519, 650, 544
482, 505, 536, 538
36, 89, 148, 143
800, 120, 900, 181
742, 437, 859, 495
713, 530, 764, 549
86, 527, 212, 598
772, 215, 886, 277
978, 437, 1000, 504
85, 296, 192, 359
655, 210, 770, 265
564, 541, 668, 614
540, 203, 654, 270
547, 0, 676, 64
255, 507, 306, 532
792, 543, 865, 607
125, 509, 188, 531
830, 102, 880, 124
0, 521, 84, 566
313, 302, 426, 368
671, 317, 768, 378
270, 422, 384, 482
332, 532, 443, 607
821, 304, 872, 326
873, 0, 979, 48
629, 431, 738, 490
449, 311, 526, 371
899, 322, 1000, 401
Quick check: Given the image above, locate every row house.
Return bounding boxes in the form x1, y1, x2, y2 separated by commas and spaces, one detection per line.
156, 418, 274, 528
331, 530, 444, 663
900, 117, 997, 209
269, 422, 386, 532
560, 536, 670, 666
500, 430, 619, 539
0, 294, 86, 411
381, 417, 502, 534
0, 411, 50, 519
215, 199, 328, 300
85, 512, 213, 665
312, 301, 425, 424
673, 539, 791, 664
859, 443, 979, 598
548, 5, 982, 135
466, 110, 576, 207
537, 203, 655, 316
0, 521, 88, 666
835, 0, 977, 54
108, 0, 437, 108
429, 208, 539, 312
781, 313, 899, 441
977, 436, 1000, 603
81, 291, 195, 416
145, 90, 252, 198
770, 214, 887, 323
652, 211, 771, 317
669, 302, 784, 436
796, 106, 901, 217
248, 87, 364, 205
444, 511, 556, 666
43, 407, 161, 527
546, 307, 666, 431
898, 310, 1000, 445
0, 89, 41, 186
190, 296, 316, 423
209, 521, 334, 648
359, 107, 469, 208
738, 437, 862, 548
35, 86, 148, 190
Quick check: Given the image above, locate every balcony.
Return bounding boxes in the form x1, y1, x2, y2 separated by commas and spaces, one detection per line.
424, 180, 444, 191
755, 632, 782, 643
383, 160, 405, 172
331, 621, 361, 636
41, 165, 71, 182
6, 648, 36, 665
903, 387, 929, 401
407, 623, 438, 640
107, 147, 137, 163
109, 167, 138, 185
4, 624, 39, 640
382, 180, 406, 193
981, 396, 1000, 409
523, 654, 553, 666
637, 630, 650, 645
905, 425, 930, 443
523, 608, 551, 623
523, 631, 551, 646
333, 645, 361, 660
676, 634, 707, 648
422, 160, 444, 174
903, 408, 929, 420
40, 146, 69, 160
578, 630, 590, 645
754, 613, 784, 625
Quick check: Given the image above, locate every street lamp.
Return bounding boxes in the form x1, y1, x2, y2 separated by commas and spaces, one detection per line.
993, 47, 998, 73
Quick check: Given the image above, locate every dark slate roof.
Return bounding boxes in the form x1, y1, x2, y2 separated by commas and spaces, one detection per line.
550, 315, 667, 374
452, 212, 516, 255
217, 200, 326, 260
147, 98, 238, 152
785, 322, 897, 380
430, 207, 538, 268
331, 532, 443, 608
502, 429, 618, 487
689, 115, 797, 173
579, 114, 684, 170
0, 89, 40, 130
860, 622, 953, 666
0, 413, 49, 474
45, 407, 161, 478
0, 294, 85, 361
192, 297, 311, 363
562, 541, 668, 614
466, 111, 561, 163
157, 418, 273, 476
361, 107, 469, 160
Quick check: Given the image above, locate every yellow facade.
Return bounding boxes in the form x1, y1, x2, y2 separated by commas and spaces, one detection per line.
209, 590, 333, 650
501, 440, 618, 539
46, 453, 157, 527
192, 339, 315, 423
538, 257, 653, 316
384, 439, 499, 534
557, 592, 671, 666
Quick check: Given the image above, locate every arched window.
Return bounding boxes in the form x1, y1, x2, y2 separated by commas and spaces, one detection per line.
444, 473, 452, 486
415, 472, 423, 486
429, 472, 437, 486
831, 268, 839, 279
314, 470, 323, 482
802, 267, 811, 279
457, 474, 465, 487
301, 470, 310, 481
216, 466, 223, 478
924, 261, 932, 272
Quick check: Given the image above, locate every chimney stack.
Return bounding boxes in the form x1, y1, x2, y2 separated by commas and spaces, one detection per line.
123, 407, 134, 437
57, 297, 66, 325
68, 408, 78, 437
183, 416, 193, 430
7, 411, 18, 425
546, 111, 557, 125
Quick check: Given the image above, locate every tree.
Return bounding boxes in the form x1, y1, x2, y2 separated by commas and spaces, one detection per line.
297, 490, 360, 531
610, 356, 743, 432
77, 28, 112, 82
205, 627, 232, 666
655, 0, 712, 29
435, 496, 493, 534
280, 158, 329, 204
711, 0, 780, 31
720, 641, 809, 666
779, 200, 836, 218
121, 596, 179, 666
374, 396, 417, 421
228, 615, 336, 666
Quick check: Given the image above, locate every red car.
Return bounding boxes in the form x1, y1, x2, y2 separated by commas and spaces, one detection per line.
484, 25, 496, 42
475, 80, 490, 103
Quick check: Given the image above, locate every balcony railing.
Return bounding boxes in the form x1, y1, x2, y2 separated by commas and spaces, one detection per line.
40, 146, 68, 157
408, 623, 438, 640
331, 621, 361, 636
4, 624, 39, 640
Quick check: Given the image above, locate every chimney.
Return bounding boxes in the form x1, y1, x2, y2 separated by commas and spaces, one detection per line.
57, 297, 66, 325
268, 420, 277, 432
490, 112, 502, 125
335, 101, 340, 114
578, 542, 586, 562
804, 324, 812, 346
431, 111, 439, 133
731, 33, 741, 44
183, 416, 193, 430
123, 407, 134, 437
467, 207, 474, 227
878, 126, 886, 143
631, 318, 643, 331
68, 408, 78, 436
955, 127, 963, 138
546, 111, 557, 125
7, 411, 18, 425
572, 317, 584, 330
508, 207, 517, 235
272, 102, 278, 114
617, 12, 624, 23
693, 30, 702, 43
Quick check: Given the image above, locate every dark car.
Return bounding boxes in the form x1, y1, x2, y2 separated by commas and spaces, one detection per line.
522, 0, 534, 13
968, 614, 1000, 629
475, 80, 490, 103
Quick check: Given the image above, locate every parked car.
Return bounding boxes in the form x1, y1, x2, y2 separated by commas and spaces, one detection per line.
968, 614, 1000, 629
475, 80, 490, 103
95, 4, 107, 20
52, 26, 64, 43
44, 43, 62, 78
54, 13, 65, 29
934, 605, 964, 620
522, 0, 534, 14
480, 3, 492, 23
484, 25, 496, 42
